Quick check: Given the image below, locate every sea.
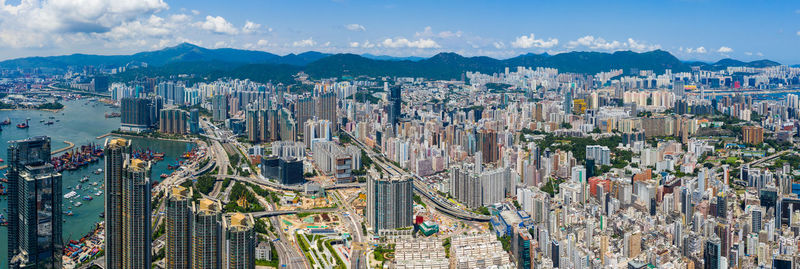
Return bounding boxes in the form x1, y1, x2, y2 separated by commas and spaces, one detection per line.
0, 98, 194, 265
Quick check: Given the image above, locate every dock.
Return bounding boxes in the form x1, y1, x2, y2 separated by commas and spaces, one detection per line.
96, 133, 113, 139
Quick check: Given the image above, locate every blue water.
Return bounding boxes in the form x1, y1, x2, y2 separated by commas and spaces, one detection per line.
0, 99, 193, 266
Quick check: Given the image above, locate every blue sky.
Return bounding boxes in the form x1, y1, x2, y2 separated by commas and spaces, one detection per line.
0, 0, 798, 63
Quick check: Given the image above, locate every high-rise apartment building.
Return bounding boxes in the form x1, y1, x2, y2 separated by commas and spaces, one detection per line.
166, 186, 193, 269
122, 158, 153, 269
212, 95, 228, 122
742, 126, 764, 145
295, 95, 315, 132
366, 175, 413, 234
104, 138, 132, 269
7, 136, 63, 268
225, 213, 256, 269
193, 199, 223, 269
316, 92, 337, 129
159, 108, 189, 134
121, 97, 163, 132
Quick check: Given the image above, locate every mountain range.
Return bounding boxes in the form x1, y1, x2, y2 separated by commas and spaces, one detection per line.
0, 43, 783, 83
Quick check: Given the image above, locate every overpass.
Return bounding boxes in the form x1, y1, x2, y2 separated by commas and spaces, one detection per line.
249, 207, 338, 218
212, 174, 366, 191
344, 131, 491, 222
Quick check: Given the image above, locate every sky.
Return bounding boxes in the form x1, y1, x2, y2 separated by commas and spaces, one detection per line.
0, 0, 798, 63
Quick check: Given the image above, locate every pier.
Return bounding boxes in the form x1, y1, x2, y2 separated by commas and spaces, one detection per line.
52, 140, 75, 154
96, 133, 113, 139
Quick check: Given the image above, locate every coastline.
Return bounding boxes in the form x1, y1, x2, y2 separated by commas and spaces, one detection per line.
0, 107, 64, 113
109, 130, 196, 143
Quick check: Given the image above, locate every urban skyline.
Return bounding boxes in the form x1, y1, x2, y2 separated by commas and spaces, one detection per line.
0, 1, 798, 63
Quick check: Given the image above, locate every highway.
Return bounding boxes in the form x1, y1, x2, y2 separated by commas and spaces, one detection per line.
269, 216, 308, 269
345, 131, 491, 222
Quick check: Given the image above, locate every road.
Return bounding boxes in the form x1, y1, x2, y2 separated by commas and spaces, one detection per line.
345, 131, 491, 221
269, 216, 308, 269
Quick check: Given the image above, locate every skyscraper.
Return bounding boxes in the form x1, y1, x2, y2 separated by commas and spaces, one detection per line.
225, 213, 256, 269
166, 186, 193, 269
704, 236, 721, 269
193, 199, 223, 269
123, 158, 153, 269
511, 227, 532, 269
388, 86, 401, 134
366, 175, 414, 234
7, 136, 63, 268
104, 138, 132, 269
189, 108, 200, 134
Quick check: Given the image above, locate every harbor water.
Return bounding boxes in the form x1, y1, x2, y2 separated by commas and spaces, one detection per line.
0, 99, 194, 265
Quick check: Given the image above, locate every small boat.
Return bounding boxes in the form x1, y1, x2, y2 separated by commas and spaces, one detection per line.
94, 168, 102, 175
0, 158, 4, 162
83, 196, 93, 201
160, 174, 168, 179
65, 211, 74, 216
91, 182, 98, 186
80, 176, 89, 183
16, 120, 29, 129
95, 191, 102, 196
39, 119, 44, 123
74, 202, 82, 207
44, 121, 54, 125
75, 184, 82, 190
99, 212, 104, 218
0, 118, 10, 125
64, 191, 78, 199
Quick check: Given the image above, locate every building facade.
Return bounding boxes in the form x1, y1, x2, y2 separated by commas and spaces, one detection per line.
7, 136, 63, 268
366, 175, 414, 234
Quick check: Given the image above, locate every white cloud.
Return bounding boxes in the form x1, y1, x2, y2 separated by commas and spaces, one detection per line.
257, 39, 269, 46
349, 42, 360, 48
511, 34, 558, 49
381, 38, 440, 49
493, 42, 505, 49
242, 21, 261, 34
717, 46, 733, 53
195, 15, 238, 35
191, 10, 200, 15
415, 26, 462, 39
0, 0, 168, 47
292, 38, 316, 47
685, 46, 707, 54
566, 35, 659, 52
345, 24, 366, 32
745, 52, 753, 56
797, 30, 800, 36
757, 52, 763, 57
